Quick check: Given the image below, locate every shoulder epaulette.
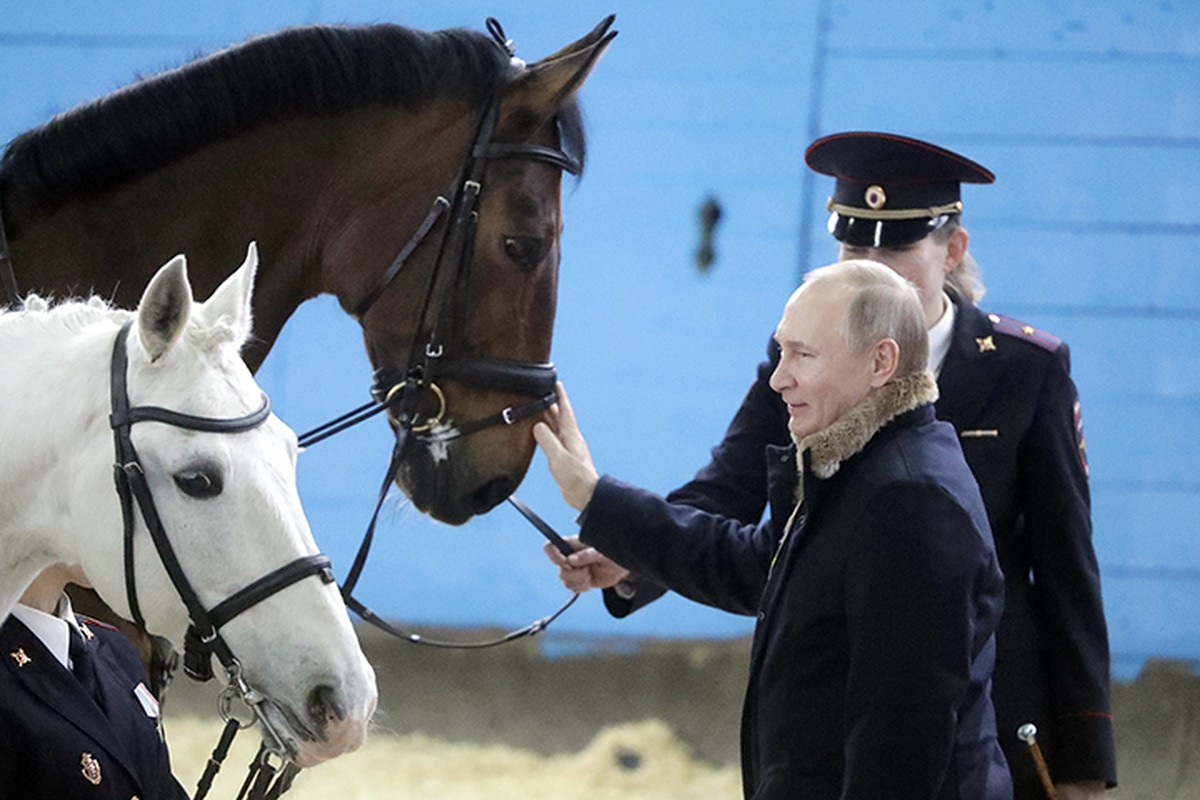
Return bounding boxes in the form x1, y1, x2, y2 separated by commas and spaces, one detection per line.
986, 313, 1062, 353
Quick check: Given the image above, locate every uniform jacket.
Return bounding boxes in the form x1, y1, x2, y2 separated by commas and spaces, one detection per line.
583, 379, 1010, 800
0, 614, 189, 800
606, 293, 1116, 796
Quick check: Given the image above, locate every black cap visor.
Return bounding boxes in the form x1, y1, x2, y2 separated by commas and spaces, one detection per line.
829, 212, 953, 248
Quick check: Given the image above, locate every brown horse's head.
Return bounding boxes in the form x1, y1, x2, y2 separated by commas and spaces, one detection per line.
350, 19, 615, 524
0, 17, 615, 527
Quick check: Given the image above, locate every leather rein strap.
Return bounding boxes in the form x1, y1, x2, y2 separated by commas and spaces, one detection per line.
332, 427, 577, 651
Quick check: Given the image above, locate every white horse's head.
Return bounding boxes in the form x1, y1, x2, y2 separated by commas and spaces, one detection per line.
0, 244, 376, 767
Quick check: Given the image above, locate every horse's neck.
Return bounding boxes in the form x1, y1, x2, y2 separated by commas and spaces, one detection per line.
0, 556, 57, 624
10, 104, 470, 370
0, 324, 112, 620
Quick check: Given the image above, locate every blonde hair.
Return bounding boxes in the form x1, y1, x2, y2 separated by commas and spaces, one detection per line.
933, 217, 986, 304
801, 259, 928, 378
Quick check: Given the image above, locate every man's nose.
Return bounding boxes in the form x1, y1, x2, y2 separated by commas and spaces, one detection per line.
768, 361, 790, 393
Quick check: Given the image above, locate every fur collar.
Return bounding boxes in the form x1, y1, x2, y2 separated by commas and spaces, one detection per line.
796, 370, 939, 481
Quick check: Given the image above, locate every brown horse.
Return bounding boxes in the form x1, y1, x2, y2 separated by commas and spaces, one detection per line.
0, 18, 614, 682
1, 17, 613, 522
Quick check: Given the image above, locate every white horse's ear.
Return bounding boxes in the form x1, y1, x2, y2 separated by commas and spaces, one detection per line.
137, 255, 193, 363
197, 242, 258, 345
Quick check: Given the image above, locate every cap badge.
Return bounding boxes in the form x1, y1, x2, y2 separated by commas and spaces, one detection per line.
864, 185, 887, 210
80, 752, 103, 785
9, 648, 31, 667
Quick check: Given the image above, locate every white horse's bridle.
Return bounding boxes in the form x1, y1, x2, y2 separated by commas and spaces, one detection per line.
108, 318, 332, 789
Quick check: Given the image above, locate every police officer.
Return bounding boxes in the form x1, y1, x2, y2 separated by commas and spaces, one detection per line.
1, 564, 190, 799
549, 132, 1117, 800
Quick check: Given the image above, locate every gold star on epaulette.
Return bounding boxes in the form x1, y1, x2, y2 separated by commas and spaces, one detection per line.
976, 336, 996, 353
1023, 325, 1035, 335
9, 648, 31, 667
987, 314, 1000, 324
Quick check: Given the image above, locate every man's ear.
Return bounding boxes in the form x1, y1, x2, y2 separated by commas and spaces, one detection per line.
870, 338, 900, 387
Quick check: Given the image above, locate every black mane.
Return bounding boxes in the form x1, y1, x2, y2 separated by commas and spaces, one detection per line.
0, 23, 585, 226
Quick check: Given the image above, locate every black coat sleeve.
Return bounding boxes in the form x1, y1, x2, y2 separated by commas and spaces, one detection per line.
583, 475, 778, 616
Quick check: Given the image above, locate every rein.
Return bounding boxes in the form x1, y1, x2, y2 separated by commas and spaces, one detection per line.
317, 427, 578, 651
109, 318, 329, 798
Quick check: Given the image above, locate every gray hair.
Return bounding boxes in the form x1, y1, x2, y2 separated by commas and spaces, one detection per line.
801, 259, 928, 378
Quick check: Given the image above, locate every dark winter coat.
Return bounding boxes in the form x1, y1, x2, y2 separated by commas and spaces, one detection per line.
606, 293, 1116, 796
584, 377, 1010, 800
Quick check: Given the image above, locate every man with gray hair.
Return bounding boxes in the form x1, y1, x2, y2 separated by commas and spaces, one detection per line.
535, 259, 1011, 799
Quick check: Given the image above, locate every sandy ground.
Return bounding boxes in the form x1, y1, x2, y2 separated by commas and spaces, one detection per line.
160, 625, 1200, 799
167, 718, 740, 799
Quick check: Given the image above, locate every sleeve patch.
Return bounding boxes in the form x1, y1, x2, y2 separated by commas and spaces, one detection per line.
1074, 398, 1089, 477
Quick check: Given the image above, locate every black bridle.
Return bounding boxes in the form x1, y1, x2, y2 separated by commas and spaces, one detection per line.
109, 318, 331, 796
295, 19, 583, 649
350, 85, 572, 441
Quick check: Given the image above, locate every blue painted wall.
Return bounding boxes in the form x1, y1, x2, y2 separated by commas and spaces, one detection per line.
2, 1, 1196, 678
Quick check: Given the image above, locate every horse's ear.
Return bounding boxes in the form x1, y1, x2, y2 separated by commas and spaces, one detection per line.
137, 254, 193, 363
502, 20, 616, 128
533, 15, 616, 65
197, 242, 258, 346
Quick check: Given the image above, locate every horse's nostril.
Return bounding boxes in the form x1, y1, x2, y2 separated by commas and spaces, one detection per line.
306, 684, 345, 730
472, 476, 515, 513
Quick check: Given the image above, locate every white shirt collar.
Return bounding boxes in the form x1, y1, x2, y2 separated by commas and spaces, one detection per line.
927, 292, 956, 377
11, 593, 81, 670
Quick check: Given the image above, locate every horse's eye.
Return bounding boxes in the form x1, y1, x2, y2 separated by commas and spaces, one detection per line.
502, 235, 548, 270
174, 468, 223, 498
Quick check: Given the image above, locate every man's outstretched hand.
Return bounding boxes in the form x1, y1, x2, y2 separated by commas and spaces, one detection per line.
532, 382, 600, 511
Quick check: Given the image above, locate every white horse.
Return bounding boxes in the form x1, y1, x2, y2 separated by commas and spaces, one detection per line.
0, 245, 377, 767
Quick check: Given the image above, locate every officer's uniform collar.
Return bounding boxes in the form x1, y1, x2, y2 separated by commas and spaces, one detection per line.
927, 292, 956, 376
10, 593, 82, 670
